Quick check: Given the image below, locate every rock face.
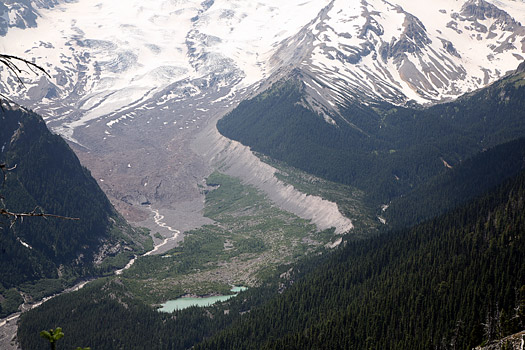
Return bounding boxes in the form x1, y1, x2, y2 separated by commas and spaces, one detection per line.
0, 0, 66, 35
460, 0, 520, 30
0, 0, 37, 35
270, 0, 525, 115
383, 11, 432, 60
2, 0, 524, 122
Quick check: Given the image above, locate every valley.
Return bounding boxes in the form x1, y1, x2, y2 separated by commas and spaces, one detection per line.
1, 0, 524, 240
116, 171, 353, 304
1, 0, 525, 349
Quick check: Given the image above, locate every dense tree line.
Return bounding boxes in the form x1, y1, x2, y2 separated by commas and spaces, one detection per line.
17, 274, 287, 349
17, 166, 525, 349
385, 136, 525, 229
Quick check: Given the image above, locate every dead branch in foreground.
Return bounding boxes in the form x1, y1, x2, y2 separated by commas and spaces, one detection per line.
1, 162, 80, 226
0, 53, 50, 83
1, 208, 80, 227
0, 55, 79, 225
0, 53, 50, 106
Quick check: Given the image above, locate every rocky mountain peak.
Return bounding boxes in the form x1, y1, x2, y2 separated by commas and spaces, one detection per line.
380, 9, 432, 63
0, 0, 37, 35
279, 0, 525, 112
461, 0, 521, 31
517, 60, 525, 73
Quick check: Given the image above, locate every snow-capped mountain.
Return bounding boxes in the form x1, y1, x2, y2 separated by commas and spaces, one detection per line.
0, 0, 70, 35
1, 0, 523, 131
0, 0, 524, 233
0, 0, 329, 143
0, 0, 37, 35
270, 0, 525, 111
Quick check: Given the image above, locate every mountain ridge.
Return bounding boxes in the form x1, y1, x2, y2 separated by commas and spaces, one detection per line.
217, 62, 525, 204
267, 0, 525, 113
15, 133, 525, 349
0, 104, 151, 317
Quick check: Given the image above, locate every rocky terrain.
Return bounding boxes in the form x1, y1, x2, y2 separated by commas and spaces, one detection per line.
474, 330, 525, 350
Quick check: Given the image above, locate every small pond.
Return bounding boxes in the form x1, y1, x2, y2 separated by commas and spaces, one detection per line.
158, 286, 247, 312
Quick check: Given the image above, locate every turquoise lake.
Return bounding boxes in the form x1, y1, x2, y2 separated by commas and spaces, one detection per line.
158, 286, 247, 312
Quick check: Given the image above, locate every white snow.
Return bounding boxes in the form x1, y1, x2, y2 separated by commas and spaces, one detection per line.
302, 0, 525, 107
0, 0, 332, 139
0, 0, 523, 135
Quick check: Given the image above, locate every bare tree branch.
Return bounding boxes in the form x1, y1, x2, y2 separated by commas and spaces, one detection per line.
1, 163, 79, 225
1, 208, 80, 223
0, 53, 50, 108
0, 53, 50, 82
0, 54, 79, 226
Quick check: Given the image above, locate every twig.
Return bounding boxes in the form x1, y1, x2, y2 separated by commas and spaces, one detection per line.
0, 164, 79, 225
0, 209, 79, 220
0, 53, 50, 109
1, 208, 80, 228
0, 54, 50, 82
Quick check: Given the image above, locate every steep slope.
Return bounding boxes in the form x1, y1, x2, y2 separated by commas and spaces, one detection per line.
1, 0, 523, 118
0, 0, 523, 236
0, 0, 37, 36
385, 136, 525, 228
218, 63, 525, 203
0, 0, 68, 36
0, 0, 329, 139
0, 104, 151, 316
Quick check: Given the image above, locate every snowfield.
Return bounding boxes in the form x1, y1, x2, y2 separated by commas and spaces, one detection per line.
1, 0, 524, 133
0, 0, 330, 140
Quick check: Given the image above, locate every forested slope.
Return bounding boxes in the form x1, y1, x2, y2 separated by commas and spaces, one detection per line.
17, 160, 525, 350
0, 105, 151, 317
218, 67, 525, 203
197, 169, 525, 350
17, 276, 276, 350
385, 136, 525, 229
